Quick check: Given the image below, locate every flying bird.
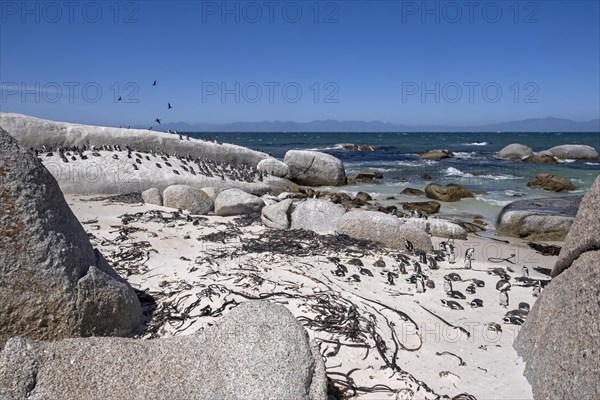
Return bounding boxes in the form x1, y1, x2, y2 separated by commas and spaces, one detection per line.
152, 80, 157, 86
118, 96, 122, 101
168, 102, 172, 109
155, 118, 162, 124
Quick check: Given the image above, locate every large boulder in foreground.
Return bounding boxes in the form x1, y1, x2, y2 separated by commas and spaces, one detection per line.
284, 150, 346, 186
527, 173, 575, 192
214, 188, 265, 216
336, 211, 433, 252
424, 183, 474, 202
0, 127, 141, 348
553, 176, 600, 277
514, 250, 600, 400
495, 196, 581, 240
141, 187, 162, 206
0, 301, 327, 400
291, 199, 346, 234
261, 199, 293, 229
547, 144, 599, 160
257, 158, 289, 178
496, 143, 533, 160
163, 185, 213, 214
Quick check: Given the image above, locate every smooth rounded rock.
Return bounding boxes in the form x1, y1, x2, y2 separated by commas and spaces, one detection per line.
527, 173, 575, 192
141, 188, 162, 206
547, 144, 599, 160
163, 185, 213, 214
424, 183, 474, 202
261, 199, 294, 229
290, 199, 346, 234
214, 188, 265, 216
284, 150, 346, 186
257, 158, 289, 178
496, 143, 533, 160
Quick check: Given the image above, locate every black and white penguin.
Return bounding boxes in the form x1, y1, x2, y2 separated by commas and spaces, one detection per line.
533, 281, 542, 297
444, 276, 453, 293
399, 263, 407, 275
472, 279, 485, 288
465, 284, 476, 295
445, 272, 462, 282
519, 302, 530, 312
447, 290, 466, 300
464, 248, 474, 269
522, 265, 529, 278
500, 290, 509, 308
413, 261, 422, 275
404, 238, 414, 253
386, 271, 395, 285
373, 259, 386, 268
441, 299, 464, 310
359, 267, 373, 277
496, 279, 511, 292
416, 275, 425, 293
425, 279, 435, 289
470, 298, 483, 308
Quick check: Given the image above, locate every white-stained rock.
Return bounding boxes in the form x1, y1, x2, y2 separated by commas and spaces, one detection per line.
290, 199, 346, 233
496, 143, 533, 160
214, 188, 265, 216
261, 199, 294, 229
257, 158, 289, 178
284, 150, 346, 186
141, 188, 162, 206
163, 185, 213, 215
547, 144, 599, 160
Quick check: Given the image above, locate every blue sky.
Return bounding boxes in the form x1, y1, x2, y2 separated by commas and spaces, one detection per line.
1, 0, 599, 127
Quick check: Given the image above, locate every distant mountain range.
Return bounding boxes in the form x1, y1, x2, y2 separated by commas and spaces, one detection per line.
149, 117, 600, 133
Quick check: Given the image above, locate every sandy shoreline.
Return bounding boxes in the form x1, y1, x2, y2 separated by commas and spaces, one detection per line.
65, 194, 559, 399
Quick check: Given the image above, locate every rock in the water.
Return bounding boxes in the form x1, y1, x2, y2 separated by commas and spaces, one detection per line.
402, 218, 468, 239
0, 127, 141, 348
514, 250, 600, 400
336, 211, 433, 252
495, 196, 581, 240
290, 199, 346, 234
257, 158, 289, 178
141, 188, 163, 206
354, 191, 372, 203
417, 149, 454, 160
547, 144, 599, 160
523, 154, 558, 164
496, 143, 533, 160
284, 150, 346, 186
553, 176, 600, 277
340, 143, 378, 151
527, 173, 575, 192
163, 185, 213, 214
424, 183, 474, 202
348, 172, 384, 184
401, 201, 441, 214
261, 199, 294, 229
0, 301, 327, 400
400, 187, 426, 196
214, 188, 265, 216
199, 186, 221, 201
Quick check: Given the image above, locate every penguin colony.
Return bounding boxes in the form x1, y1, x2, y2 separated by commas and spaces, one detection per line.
330, 237, 550, 328
34, 144, 265, 183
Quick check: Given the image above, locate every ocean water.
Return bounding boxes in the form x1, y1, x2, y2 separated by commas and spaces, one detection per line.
188, 131, 600, 226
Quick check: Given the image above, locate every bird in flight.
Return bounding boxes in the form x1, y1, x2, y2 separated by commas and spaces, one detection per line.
149, 126, 153, 130
118, 96, 122, 101
152, 80, 157, 86
155, 118, 162, 124
168, 102, 172, 109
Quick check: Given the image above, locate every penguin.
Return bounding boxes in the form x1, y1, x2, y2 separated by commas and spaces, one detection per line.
444, 277, 453, 293
500, 290, 509, 308
522, 265, 529, 278
173, 170, 180, 175
465, 284, 476, 295
487, 322, 502, 332
519, 302, 530, 312
447, 290, 466, 300
349, 274, 361, 282
441, 299, 464, 310
337, 264, 348, 274
470, 298, 483, 308
472, 279, 485, 288
156, 163, 162, 168
427, 255, 439, 270
425, 279, 435, 289
503, 316, 525, 325
404, 238, 414, 253
416, 275, 425, 293
348, 258, 363, 266
359, 267, 373, 277
413, 261, 422, 275
399, 263, 407, 275
386, 271, 395, 285
373, 259, 386, 268
132, 164, 138, 171
464, 248, 474, 269
505, 309, 528, 320
445, 272, 462, 282
533, 281, 542, 297
136, 158, 142, 164
418, 251, 427, 264
496, 279, 511, 292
